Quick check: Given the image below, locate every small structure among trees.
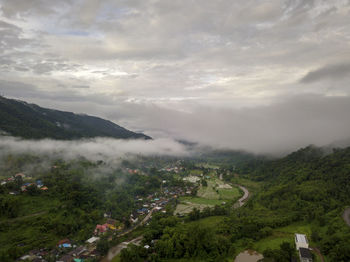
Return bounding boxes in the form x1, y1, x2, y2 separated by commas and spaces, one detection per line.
295, 233, 312, 262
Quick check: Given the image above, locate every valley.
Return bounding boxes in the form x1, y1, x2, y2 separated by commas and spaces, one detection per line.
1, 145, 350, 262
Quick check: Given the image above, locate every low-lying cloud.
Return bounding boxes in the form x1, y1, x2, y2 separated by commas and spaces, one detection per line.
0, 137, 190, 163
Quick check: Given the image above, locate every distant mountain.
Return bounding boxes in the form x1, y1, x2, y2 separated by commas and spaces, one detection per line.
0, 96, 151, 140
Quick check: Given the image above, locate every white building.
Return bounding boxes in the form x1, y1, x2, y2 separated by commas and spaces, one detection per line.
295, 233, 309, 250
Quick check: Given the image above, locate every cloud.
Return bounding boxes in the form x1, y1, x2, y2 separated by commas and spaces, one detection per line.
106, 94, 350, 155
1, 0, 350, 155
300, 63, 350, 83
0, 137, 191, 163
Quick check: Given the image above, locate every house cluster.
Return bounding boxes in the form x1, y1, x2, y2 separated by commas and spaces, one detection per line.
1, 172, 48, 195
18, 218, 124, 262
295, 233, 313, 262
159, 165, 183, 173
130, 185, 195, 223
126, 168, 141, 175
21, 179, 48, 192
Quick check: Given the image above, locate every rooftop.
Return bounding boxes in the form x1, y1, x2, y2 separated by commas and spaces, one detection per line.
299, 247, 312, 259
295, 233, 308, 244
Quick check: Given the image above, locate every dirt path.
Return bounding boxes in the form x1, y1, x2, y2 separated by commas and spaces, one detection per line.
311, 247, 325, 262
342, 207, 350, 226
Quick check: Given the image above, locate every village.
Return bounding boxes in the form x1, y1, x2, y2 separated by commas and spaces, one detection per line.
0, 163, 199, 262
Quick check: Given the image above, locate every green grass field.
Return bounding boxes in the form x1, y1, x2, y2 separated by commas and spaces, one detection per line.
175, 177, 242, 215
179, 196, 223, 205
253, 223, 312, 252
218, 188, 241, 200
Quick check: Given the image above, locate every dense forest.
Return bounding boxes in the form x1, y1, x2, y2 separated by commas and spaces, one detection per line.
0, 96, 150, 140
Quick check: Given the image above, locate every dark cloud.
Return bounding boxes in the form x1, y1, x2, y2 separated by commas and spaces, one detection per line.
300, 63, 350, 83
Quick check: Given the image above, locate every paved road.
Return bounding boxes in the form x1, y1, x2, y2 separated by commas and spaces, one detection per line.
342, 207, 350, 226
234, 185, 249, 208
101, 207, 156, 262
105, 236, 143, 261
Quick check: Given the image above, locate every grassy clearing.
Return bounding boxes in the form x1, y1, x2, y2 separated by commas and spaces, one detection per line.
187, 216, 226, 229
218, 188, 240, 200
197, 180, 219, 199
180, 196, 223, 205
253, 222, 312, 253
175, 203, 213, 215
176, 177, 243, 215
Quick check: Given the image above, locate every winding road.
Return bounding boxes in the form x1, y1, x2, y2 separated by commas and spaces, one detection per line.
101, 207, 156, 262
233, 184, 250, 208
102, 184, 250, 262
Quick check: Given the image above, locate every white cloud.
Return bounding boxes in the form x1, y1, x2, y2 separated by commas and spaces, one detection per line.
1, 0, 350, 153
0, 137, 190, 163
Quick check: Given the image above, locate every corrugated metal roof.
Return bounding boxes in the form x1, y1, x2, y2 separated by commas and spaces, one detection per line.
295, 233, 308, 243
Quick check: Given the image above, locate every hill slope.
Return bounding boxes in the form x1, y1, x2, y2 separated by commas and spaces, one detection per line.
0, 96, 151, 140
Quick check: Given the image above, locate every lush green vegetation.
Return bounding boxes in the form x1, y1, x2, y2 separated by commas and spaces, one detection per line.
119, 146, 350, 262
0, 156, 166, 261
2, 144, 350, 261
0, 96, 150, 140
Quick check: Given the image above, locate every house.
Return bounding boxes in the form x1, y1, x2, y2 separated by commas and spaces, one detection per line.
15, 173, 26, 178
57, 239, 71, 248
295, 234, 309, 250
86, 236, 100, 244
36, 180, 43, 188
68, 246, 87, 257
103, 212, 111, 218
106, 218, 117, 230
94, 224, 108, 234
106, 218, 117, 226
137, 207, 149, 214
299, 247, 313, 262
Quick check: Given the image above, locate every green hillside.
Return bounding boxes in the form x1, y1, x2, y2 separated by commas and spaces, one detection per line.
0, 96, 150, 140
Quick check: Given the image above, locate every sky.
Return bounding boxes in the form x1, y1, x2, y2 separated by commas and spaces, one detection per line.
1, 0, 350, 154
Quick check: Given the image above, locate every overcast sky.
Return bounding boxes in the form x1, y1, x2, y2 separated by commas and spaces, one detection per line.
1, 0, 350, 154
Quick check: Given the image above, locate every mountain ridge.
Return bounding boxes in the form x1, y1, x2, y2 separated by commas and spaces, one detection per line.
0, 96, 151, 140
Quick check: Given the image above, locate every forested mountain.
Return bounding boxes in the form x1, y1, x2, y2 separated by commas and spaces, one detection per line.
0, 96, 150, 140
233, 145, 350, 261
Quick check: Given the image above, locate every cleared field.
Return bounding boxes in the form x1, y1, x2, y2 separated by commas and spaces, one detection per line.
175, 203, 213, 215
253, 223, 312, 252
180, 196, 224, 205
197, 180, 220, 199
175, 177, 242, 215
218, 187, 241, 199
